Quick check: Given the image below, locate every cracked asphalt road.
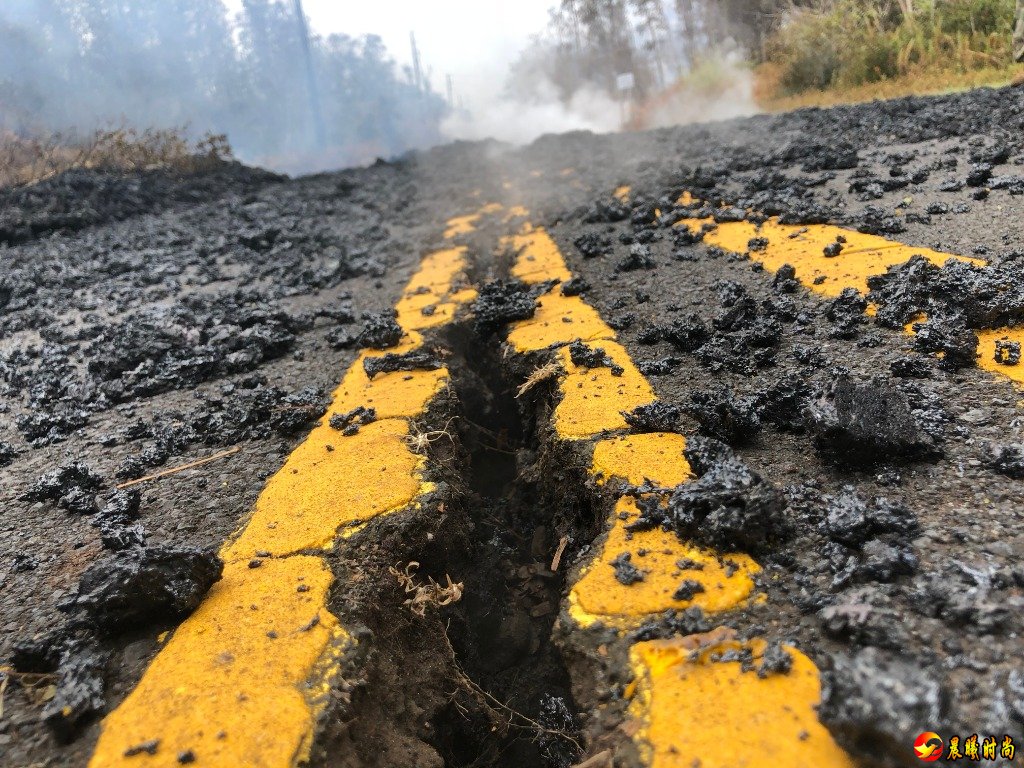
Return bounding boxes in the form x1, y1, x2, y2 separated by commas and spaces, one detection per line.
3, 84, 1024, 768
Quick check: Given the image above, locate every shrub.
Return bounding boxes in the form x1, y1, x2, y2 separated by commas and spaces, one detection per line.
0, 126, 234, 188
766, 0, 1017, 95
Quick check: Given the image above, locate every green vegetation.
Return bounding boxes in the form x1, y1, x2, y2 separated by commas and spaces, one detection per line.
767, 0, 1018, 95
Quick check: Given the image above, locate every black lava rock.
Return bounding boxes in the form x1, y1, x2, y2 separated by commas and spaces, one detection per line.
329, 406, 377, 435
684, 388, 761, 445
23, 463, 105, 514
567, 340, 623, 375
363, 349, 443, 379
622, 402, 683, 433
43, 646, 109, 742
356, 310, 403, 349
610, 552, 644, 585
573, 232, 612, 258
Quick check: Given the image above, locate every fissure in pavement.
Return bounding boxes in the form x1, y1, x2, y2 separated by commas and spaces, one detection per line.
427, 321, 586, 768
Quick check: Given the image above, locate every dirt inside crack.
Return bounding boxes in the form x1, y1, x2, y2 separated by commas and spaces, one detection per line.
311, 318, 590, 768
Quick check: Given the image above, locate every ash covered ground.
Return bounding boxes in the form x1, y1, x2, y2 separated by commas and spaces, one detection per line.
3, 85, 1024, 767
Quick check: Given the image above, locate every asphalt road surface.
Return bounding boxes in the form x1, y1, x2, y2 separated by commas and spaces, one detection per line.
3, 85, 1024, 768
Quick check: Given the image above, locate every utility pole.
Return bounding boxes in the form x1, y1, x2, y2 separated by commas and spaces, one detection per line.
293, 0, 326, 150
410, 32, 424, 92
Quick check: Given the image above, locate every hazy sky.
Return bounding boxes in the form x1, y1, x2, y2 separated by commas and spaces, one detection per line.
222, 1, 554, 108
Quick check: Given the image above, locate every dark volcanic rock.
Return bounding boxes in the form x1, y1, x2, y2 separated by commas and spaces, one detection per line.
610, 552, 645, 585
819, 648, 946, 767
362, 349, 443, 379
984, 442, 1024, 479
60, 546, 222, 634
568, 340, 623, 375
22, 463, 106, 514
822, 488, 918, 547
43, 648, 109, 742
806, 376, 938, 466
329, 406, 378, 435
755, 375, 812, 432
573, 232, 612, 259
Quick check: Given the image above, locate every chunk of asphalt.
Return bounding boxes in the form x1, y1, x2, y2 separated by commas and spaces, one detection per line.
632, 436, 787, 555
329, 405, 378, 435
356, 310, 403, 350
471, 279, 538, 335
567, 339, 623, 375
818, 648, 946, 767
622, 402, 683, 433
805, 376, 939, 466
59, 546, 223, 634
362, 349, 443, 379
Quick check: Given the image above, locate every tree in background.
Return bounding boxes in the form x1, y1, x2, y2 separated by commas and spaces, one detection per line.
0, 0, 447, 170
507, 0, 779, 104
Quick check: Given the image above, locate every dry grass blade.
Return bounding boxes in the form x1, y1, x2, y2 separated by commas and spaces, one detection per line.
403, 417, 457, 454
116, 446, 241, 489
0, 126, 234, 189
516, 361, 561, 398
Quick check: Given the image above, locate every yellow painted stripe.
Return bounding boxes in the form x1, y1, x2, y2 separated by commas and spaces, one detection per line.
89, 228, 482, 767
677, 207, 1024, 389
678, 215, 981, 296
506, 225, 757, 625
504, 217, 849, 767
629, 636, 855, 768
443, 202, 503, 239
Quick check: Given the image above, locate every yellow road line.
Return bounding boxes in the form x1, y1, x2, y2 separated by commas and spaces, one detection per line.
502, 220, 848, 766
629, 634, 854, 768
89, 224, 481, 767
505, 225, 759, 625
676, 202, 1024, 387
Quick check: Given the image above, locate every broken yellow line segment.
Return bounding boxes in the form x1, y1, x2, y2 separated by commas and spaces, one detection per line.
89, 223, 482, 767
